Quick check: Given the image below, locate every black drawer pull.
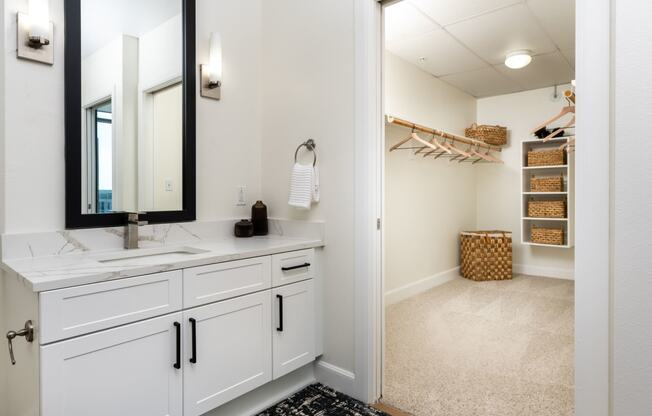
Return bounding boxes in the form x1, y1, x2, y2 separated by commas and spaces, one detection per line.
281, 263, 311, 272
189, 318, 197, 364
276, 294, 284, 332
173, 322, 181, 369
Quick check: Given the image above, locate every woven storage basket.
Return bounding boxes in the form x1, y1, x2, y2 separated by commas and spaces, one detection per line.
527, 148, 566, 167
530, 175, 564, 192
465, 123, 507, 146
460, 231, 513, 281
528, 199, 566, 218
531, 226, 564, 246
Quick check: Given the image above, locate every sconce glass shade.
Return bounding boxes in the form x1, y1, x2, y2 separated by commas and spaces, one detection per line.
28, 0, 50, 40
208, 32, 222, 86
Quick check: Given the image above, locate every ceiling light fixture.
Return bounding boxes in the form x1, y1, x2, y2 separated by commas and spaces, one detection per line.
504, 50, 532, 69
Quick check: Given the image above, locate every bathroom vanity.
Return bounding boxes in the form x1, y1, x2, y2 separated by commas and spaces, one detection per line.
2, 225, 324, 416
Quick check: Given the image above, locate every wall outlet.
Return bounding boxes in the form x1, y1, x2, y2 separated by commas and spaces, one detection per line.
165, 179, 173, 192
236, 186, 247, 206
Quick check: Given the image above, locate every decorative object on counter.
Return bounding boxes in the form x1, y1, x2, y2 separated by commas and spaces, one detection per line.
234, 219, 254, 238
531, 225, 564, 246
465, 123, 507, 146
527, 148, 566, 167
530, 175, 564, 192
289, 139, 320, 210
387, 116, 504, 164
460, 231, 513, 281
528, 199, 567, 218
251, 200, 269, 236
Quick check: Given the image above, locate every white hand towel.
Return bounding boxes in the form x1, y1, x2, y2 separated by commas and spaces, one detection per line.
312, 166, 320, 203
289, 163, 314, 209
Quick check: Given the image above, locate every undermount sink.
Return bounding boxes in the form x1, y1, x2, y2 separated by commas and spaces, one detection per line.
93, 246, 209, 265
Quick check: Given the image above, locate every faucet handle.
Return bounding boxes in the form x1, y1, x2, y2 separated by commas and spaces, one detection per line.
127, 212, 148, 226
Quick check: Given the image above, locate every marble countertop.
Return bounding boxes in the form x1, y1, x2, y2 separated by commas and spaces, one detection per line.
2, 235, 324, 292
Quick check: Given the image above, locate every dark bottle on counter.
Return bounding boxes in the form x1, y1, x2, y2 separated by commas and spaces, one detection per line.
251, 200, 268, 236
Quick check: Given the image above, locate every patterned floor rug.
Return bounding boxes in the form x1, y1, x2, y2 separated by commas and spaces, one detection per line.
258, 383, 389, 416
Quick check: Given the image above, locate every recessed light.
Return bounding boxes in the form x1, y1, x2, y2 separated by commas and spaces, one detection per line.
505, 50, 533, 69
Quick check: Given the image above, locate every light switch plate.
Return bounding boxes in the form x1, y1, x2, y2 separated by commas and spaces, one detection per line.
17, 13, 54, 65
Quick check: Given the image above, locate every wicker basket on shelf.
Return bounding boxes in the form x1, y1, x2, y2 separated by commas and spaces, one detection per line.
527, 148, 566, 167
460, 231, 512, 281
528, 200, 566, 218
465, 124, 507, 146
531, 226, 564, 246
530, 175, 564, 192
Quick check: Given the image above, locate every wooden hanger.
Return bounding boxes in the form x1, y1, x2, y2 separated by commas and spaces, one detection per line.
543, 115, 575, 142
389, 125, 417, 152
415, 133, 450, 156
472, 147, 503, 164
530, 105, 576, 135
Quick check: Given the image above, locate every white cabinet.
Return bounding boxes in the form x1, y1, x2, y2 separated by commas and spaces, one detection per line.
272, 249, 314, 287
272, 280, 315, 379
40, 312, 183, 416
183, 291, 272, 416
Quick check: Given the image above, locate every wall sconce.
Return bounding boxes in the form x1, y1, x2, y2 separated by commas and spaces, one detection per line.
200, 32, 222, 100
17, 0, 54, 65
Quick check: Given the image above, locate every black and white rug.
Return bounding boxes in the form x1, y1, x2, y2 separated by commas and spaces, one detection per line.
258, 383, 389, 416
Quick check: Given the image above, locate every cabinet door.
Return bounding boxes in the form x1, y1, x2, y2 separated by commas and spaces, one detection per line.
183, 291, 272, 416
272, 280, 315, 379
41, 313, 183, 416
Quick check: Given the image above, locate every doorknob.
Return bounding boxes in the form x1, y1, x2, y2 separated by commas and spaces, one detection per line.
6, 320, 34, 365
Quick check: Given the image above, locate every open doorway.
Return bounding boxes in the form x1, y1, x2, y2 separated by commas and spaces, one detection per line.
380, 1, 576, 415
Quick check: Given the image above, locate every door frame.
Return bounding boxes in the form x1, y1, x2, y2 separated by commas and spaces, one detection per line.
353, 0, 614, 414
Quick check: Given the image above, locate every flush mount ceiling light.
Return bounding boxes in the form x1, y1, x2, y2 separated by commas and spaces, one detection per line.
504, 50, 533, 69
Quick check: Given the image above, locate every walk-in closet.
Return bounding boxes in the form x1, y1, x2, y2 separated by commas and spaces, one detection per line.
381, 1, 576, 415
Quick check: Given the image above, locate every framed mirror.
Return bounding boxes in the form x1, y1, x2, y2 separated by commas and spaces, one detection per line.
65, 0, 196, 228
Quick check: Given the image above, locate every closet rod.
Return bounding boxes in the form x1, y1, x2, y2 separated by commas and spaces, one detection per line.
386, 115, 502, 152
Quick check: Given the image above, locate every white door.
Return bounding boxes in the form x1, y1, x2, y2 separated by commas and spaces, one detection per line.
183, 291, 272, 416
40, 313, 183, 416
272, 280, 316, 379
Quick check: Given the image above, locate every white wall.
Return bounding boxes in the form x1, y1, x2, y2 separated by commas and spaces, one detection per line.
476, 86, 575, 278
384, 53, 477, 294
613, 1, 652, 413
260, 0, 356, 382
0, 0, 262, 233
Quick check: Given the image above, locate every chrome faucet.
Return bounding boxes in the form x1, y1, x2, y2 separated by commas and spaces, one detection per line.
124, 212, 148, 249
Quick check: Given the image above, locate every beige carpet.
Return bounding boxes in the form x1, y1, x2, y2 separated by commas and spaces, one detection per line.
383, 275, 574, 416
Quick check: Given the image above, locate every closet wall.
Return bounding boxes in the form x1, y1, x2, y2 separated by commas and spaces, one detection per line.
476, 86, 574, 278
385, 53, 477, 302
385, 55, 575, 303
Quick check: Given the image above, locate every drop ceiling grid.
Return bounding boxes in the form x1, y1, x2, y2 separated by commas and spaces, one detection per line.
385, 0, 575, 97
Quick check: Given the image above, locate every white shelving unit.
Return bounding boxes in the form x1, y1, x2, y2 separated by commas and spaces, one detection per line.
521, 136, 575, 248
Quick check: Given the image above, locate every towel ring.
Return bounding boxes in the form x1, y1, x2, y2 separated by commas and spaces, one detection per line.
294, 139, 317, 166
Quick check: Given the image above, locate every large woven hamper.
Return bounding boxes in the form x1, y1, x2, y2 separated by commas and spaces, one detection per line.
460, 231, 513, 281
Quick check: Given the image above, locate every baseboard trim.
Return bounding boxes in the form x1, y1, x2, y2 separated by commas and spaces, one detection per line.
384, 267, 460, 305
514, 264, 574, 280
315, 359, 356, 397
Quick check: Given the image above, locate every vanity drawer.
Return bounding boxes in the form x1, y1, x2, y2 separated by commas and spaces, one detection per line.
272, 249, 315, 287
183, 256, 272, 308
39, 271, 182, 344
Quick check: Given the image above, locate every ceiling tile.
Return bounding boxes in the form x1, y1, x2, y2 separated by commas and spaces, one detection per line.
527, 0, 575, 51
495, 51, 574, 90
439, 67, 522, 98
384, 2, 440, 43
409, 0, 523, 26
446, 4, 557, 65
561, 49, 575, 69
386, 30, 487, 76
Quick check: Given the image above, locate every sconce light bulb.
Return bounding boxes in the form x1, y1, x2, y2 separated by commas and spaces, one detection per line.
28, 0, 50, 41
208, 32, 223, 86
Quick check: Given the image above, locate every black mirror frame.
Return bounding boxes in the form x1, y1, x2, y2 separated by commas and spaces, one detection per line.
64, 0, 196, 229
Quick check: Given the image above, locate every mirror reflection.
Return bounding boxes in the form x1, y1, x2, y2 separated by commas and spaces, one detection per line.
81, 0, 183, 214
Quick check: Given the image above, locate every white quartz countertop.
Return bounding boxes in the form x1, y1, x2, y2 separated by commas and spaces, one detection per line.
2, 235, 324, 292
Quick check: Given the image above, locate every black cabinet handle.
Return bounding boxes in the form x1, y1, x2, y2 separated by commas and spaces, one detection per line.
281, 263, 311, 272
173, 322, 181, 369
189, 318, 197, 364
276, 294, 284, 332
